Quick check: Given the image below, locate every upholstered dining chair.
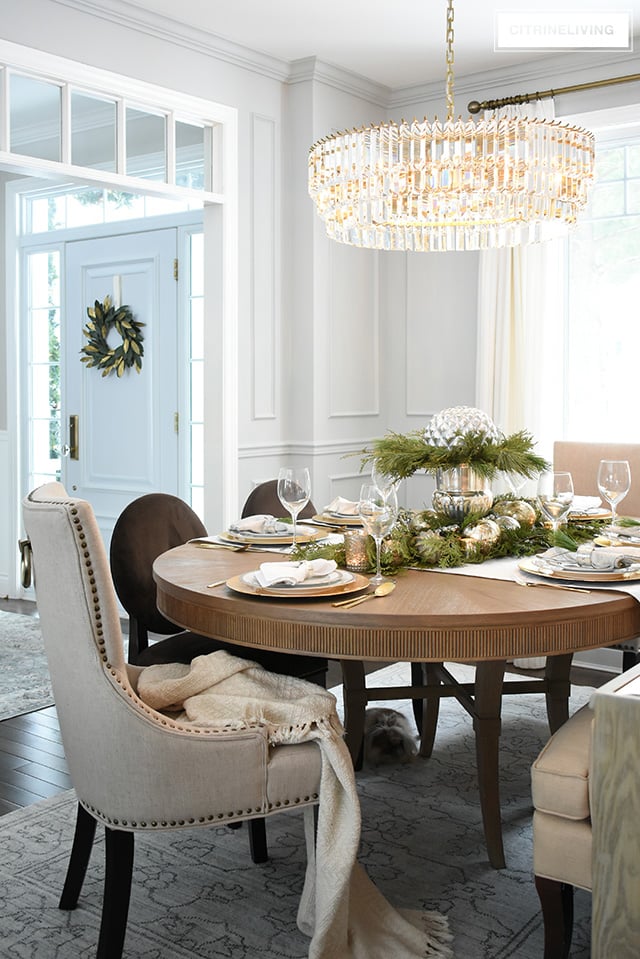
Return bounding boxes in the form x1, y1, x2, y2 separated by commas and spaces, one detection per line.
241, 478, 317, 520
531, 663, 640, 958
22, 483, 322, 959
110, 492, 327, 688
554, 440, 640, 670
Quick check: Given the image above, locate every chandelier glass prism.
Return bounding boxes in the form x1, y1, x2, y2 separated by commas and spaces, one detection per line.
308, 0, 595, 252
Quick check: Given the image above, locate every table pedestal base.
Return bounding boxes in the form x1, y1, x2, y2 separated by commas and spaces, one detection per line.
340, 654, 573, 870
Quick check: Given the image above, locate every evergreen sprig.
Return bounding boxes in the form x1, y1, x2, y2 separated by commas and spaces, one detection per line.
361, 428, 549, 481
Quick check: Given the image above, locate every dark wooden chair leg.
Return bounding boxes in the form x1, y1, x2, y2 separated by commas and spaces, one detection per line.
535, 875, 574, 959
96, 826, 135, 959
248, 818, 269, 864
341, 659, 367, 770
59, 803, 98, 910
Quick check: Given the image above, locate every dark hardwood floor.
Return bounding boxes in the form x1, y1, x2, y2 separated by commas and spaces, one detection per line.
0, 596, 72, 814
0, 597, 615, 818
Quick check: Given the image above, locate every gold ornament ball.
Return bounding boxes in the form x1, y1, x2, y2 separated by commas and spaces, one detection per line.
492, 499, 536, 528
466, 518, 501, 546
495, 514, 521, 532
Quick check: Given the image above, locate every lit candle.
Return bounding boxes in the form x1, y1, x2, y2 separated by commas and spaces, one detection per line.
343, 529, 370, 571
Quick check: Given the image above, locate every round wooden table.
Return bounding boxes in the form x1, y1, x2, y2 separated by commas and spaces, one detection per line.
154, 544, 640, 868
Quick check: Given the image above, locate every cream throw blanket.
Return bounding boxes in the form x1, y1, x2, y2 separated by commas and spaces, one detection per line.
138, 651, 453, 959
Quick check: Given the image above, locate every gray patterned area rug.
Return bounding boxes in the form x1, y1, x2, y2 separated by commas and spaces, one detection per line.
0, 610, 53, 720
0, 662, 593, 959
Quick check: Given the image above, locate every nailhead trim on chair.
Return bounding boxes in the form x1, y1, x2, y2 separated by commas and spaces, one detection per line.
79, 792, 320, 830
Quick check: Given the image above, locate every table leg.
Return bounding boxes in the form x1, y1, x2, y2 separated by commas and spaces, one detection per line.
544, 653, 572, 734
474, 660, 507, 870
340, 660, 367, 769
418, 663, 442, 759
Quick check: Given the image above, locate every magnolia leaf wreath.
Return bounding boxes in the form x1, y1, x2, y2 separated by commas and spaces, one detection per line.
80, 295, 144, 377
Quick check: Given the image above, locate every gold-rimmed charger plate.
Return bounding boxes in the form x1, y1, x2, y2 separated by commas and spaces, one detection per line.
226, 570, 369, 599
311, 513, 362, 527
519, 555, 640, 583
219, 527, 324, 546
568, 509, 611, 522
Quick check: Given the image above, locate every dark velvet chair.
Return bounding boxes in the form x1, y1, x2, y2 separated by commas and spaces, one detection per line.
241, 478, 317, 520
109, 492, 328, 687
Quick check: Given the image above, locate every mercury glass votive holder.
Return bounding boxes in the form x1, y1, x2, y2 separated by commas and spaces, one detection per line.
343, 529, 370, 572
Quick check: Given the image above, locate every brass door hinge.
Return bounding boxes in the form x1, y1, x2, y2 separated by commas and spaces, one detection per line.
173, 258, 179, 281
174, 412, 179, 434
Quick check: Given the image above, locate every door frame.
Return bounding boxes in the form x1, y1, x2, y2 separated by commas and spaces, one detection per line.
2, 40, 239, 599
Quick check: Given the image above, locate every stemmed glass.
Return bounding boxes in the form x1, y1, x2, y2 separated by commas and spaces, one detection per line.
357, 483, 398, 585
371, 463, 401, 503
597, 459, 631, 527
537, 471, 574, 533
277, 467, 311, 549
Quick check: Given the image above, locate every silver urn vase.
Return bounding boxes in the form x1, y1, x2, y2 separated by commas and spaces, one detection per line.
432, 466, 493, 523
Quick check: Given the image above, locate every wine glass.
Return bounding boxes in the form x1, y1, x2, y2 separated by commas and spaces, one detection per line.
371, 463, 401, 503
277, 467, 311, 549
537, 471, 574, 533
357, 483, 398, 585
597, 459, 631, 527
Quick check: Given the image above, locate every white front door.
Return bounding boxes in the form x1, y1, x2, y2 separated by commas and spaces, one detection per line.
63, 228, 179, 549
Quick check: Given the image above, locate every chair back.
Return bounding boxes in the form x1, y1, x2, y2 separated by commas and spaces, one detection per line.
22, 483, 269, 826
553, 441, 640, 518
110, 493, 206, 636
241, 479, 316, 520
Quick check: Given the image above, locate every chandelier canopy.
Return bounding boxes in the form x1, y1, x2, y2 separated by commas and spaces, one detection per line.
308, 0, 595, 252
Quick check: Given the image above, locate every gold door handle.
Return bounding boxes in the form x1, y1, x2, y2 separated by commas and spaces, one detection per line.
69, 415, 79, 460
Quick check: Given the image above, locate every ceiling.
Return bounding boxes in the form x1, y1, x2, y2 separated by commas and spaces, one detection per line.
117, 0, 639, 89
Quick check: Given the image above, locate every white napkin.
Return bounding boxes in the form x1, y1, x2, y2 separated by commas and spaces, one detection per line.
538, 546, 640, 572
255, 559, 338, 587
229, 514, 288, 534
326, 496, 359, 516
569, 496, 603, 514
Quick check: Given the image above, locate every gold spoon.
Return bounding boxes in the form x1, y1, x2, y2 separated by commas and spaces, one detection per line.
332, 581, 396, 608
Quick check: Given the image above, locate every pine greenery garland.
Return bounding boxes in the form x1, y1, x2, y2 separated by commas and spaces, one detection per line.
362, 428, 548, 481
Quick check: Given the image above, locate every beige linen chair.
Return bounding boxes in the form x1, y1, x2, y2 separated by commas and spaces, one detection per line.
22, 483, 322, 959
554, 441, 640, 670
531, 664, 640, 958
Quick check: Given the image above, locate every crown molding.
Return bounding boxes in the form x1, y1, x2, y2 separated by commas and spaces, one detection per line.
51, 0, 291, 82
288, 57, 390, 107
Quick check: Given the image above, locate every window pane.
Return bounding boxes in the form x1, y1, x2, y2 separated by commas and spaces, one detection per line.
190, 359, 204, 421
190, 300, 204, 360
176, 120, 205, 190
191, 233, 204, 296
126, 107, 166, 181
627, 179, 640, 215
595, 146, 624, 182
590, 182, 625, 218
10, 74, 61, 162
72, 92, 116, 171
190, 423, 204, 485
627, 144, 640, 178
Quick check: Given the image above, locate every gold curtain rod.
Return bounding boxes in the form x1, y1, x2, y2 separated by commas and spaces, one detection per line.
467, 72, 640, 114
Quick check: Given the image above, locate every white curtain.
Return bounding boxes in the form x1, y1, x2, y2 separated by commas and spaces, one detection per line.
476, 99, 566, 470
476, 99, 566, 668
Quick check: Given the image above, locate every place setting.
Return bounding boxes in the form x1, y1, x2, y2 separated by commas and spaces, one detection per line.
225, 558, 369, 598
191, 467, 328, 552
519, 460, 640, 585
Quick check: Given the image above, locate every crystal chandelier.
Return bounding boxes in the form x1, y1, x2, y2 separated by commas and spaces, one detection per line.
308, 0, 595, 252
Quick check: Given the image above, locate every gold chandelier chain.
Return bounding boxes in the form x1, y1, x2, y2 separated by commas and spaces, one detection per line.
446, 0, 455, 121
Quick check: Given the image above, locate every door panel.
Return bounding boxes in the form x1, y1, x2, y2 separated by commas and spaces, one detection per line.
63, 229, 178, 548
